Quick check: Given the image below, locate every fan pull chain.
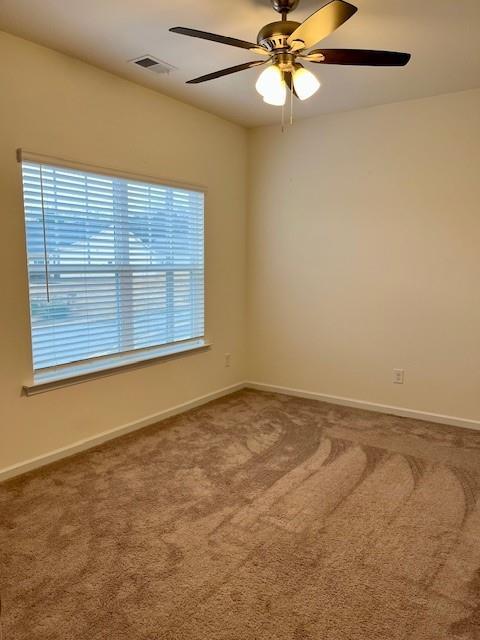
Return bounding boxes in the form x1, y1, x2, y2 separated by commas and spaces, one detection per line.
281, 86, 294, 131
281, 71, 286, 132
290, 81, 294, 125
280, 71, 297, 132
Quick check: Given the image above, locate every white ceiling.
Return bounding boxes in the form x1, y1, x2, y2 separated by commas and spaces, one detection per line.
1, 0, 479, 127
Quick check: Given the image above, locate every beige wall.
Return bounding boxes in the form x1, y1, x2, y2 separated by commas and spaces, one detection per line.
0, 31, 247, 472
2, 28, 480, 475
248, 88, 480, 421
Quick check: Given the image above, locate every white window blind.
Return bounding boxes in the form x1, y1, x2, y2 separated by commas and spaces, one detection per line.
21, 160, 205, 375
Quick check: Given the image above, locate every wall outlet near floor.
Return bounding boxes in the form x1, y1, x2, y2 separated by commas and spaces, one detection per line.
224, 353, 231, 368
392, 368, 405, 384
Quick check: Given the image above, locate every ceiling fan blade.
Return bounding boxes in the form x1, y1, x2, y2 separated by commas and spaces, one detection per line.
170, 27, 268, 55
287, 0, 357, 50
186, 60, 266, 84
304, 48, 411, 66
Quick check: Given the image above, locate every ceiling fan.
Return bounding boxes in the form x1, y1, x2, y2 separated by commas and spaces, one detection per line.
170, 0, 411, 107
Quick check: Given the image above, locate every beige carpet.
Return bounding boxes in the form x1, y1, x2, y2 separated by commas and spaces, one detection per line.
2, 389, 480, 639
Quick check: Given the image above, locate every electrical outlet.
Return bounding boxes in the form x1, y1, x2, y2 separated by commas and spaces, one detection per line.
392, 368, 405, 384
224, 353, 231, 368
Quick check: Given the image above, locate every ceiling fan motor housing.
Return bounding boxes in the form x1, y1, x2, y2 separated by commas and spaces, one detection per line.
271, 0, 300, 14
257, 20, 301, 52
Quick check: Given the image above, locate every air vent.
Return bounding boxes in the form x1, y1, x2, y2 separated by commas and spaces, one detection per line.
130, 55, 176, 75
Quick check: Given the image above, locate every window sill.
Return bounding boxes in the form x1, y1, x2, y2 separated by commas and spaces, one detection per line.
23, 339, 211, 396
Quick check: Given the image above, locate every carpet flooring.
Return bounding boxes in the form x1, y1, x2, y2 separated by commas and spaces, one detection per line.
2, 390, 480, 639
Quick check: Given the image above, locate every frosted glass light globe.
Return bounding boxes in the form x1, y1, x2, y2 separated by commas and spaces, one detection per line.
293, 67, 321, 100
255, 65, 283, 96
256, 65, 287, 106
263, 81, 287, 106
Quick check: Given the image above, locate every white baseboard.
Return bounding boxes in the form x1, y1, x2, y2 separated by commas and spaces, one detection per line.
246, 381, 480, 432
0, 382, 245, 482
4, 380, 479, 482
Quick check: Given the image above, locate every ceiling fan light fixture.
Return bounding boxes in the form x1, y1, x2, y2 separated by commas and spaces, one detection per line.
292, 66, 321, 100
262, 81, 287, 106
256, 64, 287, 107
255, 64, 283, 97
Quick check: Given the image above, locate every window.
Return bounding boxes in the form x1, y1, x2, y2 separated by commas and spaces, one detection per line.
21, 157, 205, 382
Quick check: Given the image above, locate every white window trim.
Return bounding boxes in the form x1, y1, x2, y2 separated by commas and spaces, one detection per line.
18, 149, 209, 393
